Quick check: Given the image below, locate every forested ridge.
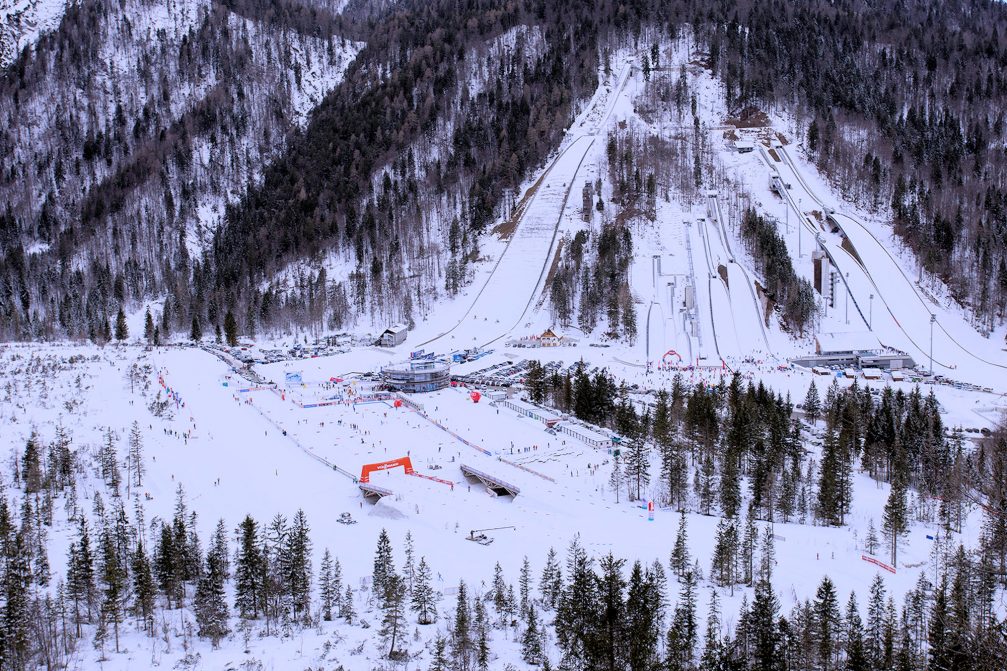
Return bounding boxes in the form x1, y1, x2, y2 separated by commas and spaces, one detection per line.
1, 0, 1007, 344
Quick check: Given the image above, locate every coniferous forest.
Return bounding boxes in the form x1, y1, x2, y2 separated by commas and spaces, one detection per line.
1, 0, 1007, 340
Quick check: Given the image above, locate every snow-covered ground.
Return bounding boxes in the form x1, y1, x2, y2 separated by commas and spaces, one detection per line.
0, 339, 1000, 668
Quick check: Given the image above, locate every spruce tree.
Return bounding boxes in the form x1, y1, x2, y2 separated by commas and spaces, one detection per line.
234, 515, 263, 618
609, 454, 623, 503
404, 530, 416, 595
373, 528, 395, 605
750, 579, 781, 671
699, 589, 722, 671
285, 509, 312, 621
380, 573, 408, 659
411, 556, 437, 624
540, 547, 562, 610
195, 542, 229, 646
865, 519, 880, 556
114, 308, 128, 341
127, 421, 143, 490
595, 553, 628, 670
98, 521, 127, 652
845, 591, 867, 671
340, 584, 356, 623
190, 314, 202, 342
812, 576, 840, 671
522, 605, 544, 665
519, 556, 532, 617
451, 580, 474, 669
319, 548, 336, 621
429, 635, 450, 671
671, 509, 690, 578
816, 426, 843, 526
143, 307, 154, 342
804, 380, 821, 425
3, 532, 32, 668
131, 538, 155, 634
883, 475, 909, 567
224, 309, 239, 346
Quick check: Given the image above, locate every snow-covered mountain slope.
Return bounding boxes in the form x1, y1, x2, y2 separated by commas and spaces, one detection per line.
0, 0, 360, 338
0, 0, 67, 67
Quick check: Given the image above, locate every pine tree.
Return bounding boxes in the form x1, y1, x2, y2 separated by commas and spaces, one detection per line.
411, 556, 437, 624
624, 438, 650, 501
522, 605, 544, 665
114, 308, 128, 341
224, 309, 239, 346
380, 573, 408, 659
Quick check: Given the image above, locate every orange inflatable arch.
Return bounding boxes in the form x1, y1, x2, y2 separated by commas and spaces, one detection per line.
360, 457, 415, 483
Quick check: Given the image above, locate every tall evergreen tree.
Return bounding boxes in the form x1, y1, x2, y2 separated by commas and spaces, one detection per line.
319, 548, 336, 621
234, 515, 264, 619
411, 556, 437, 625
373, 528, 395, 605
194, 541, 229, 646
883, 475, 909, 567
380, 573, 408, 659
131, 538, 155, 635
522, 604, 544, 665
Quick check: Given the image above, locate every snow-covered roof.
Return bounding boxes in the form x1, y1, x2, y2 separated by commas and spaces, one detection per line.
816, 331, 881, 354
383, 324, 408, 335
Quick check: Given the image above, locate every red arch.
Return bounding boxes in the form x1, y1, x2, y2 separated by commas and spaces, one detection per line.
360, 457, 415, 483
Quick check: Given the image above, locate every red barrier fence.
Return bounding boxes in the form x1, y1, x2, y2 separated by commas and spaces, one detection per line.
861, 554, 896, 574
